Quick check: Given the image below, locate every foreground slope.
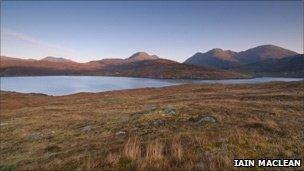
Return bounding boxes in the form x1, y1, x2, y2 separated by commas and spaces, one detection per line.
1, 82, 303, 170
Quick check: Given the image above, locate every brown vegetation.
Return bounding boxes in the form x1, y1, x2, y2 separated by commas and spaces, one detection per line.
0, 81, 304, 170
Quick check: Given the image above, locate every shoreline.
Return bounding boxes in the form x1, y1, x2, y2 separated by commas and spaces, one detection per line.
1, 78, 303, 97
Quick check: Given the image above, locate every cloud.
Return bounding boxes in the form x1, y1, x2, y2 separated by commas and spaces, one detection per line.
1, 27, 79, 57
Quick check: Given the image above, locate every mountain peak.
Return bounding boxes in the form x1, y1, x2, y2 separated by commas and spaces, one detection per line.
237, 44, 298, 63
254, 44, 281, 49
41, 56, 73, 62
242, 44, 297, 53
206, 48, 237, 61
127, 52, 159, 61
130, 52, 149, 57
208, 48, 224, 53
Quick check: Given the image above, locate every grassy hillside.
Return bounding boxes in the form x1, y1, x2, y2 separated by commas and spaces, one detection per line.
1, 82, 303, 170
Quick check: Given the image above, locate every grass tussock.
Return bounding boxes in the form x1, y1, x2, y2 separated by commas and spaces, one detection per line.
124, 137, 142, 160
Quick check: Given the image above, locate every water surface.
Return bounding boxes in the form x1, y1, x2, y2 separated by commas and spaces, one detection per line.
0, 76, 302, 96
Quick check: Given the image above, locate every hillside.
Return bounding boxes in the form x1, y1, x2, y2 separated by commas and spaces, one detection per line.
236, 45, 298, 64
184, 48, 239, 69
236, 54, 304, 77
98, 58, 244, 79
0, 53, 246, 79
1, 82, 303, 170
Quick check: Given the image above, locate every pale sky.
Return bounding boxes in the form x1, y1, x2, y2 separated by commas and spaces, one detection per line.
1, 1, 303, 62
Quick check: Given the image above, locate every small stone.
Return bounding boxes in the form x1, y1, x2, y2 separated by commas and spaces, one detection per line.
81, 125, 93, 132
116, 130, 127, 136
0, 122, 9, 126
164, 106, 176, 115
146, 105, 157, 114
197, 116, 217, 124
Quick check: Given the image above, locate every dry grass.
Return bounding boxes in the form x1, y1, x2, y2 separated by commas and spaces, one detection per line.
171, 135, 183, 161
124, 137, 142, 160
1, 81, 304, 170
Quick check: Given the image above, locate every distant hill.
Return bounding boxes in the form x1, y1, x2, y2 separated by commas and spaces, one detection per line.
0, 56, 95, 76
0, 52, 246, 79
183, 45, 302, 77
126, 52, 159, 62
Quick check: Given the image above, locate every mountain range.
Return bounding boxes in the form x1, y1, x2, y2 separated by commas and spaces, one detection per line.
0, 52, 244, 79
1, 44, 303, 78
184, 45, 303, 77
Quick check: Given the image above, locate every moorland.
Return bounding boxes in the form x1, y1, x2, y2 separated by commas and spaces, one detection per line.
1, 81, 303, 170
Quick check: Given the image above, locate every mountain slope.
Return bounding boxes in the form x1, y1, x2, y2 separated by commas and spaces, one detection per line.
236, 54, 304, 77
237, 45, 298, 64
184, 48, 238, 69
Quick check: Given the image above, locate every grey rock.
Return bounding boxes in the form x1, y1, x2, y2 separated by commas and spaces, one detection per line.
81, 125, 93, 132
146, 105, 157, 114
0, 122, 9, 127
197, 116, 217, 124
28, 132, 43, 140
115, 130, 127, 136
164, 106, 176, 115
189, 115, 218, 125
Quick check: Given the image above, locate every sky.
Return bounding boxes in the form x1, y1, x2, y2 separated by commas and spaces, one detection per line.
1, 1, 303, 62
